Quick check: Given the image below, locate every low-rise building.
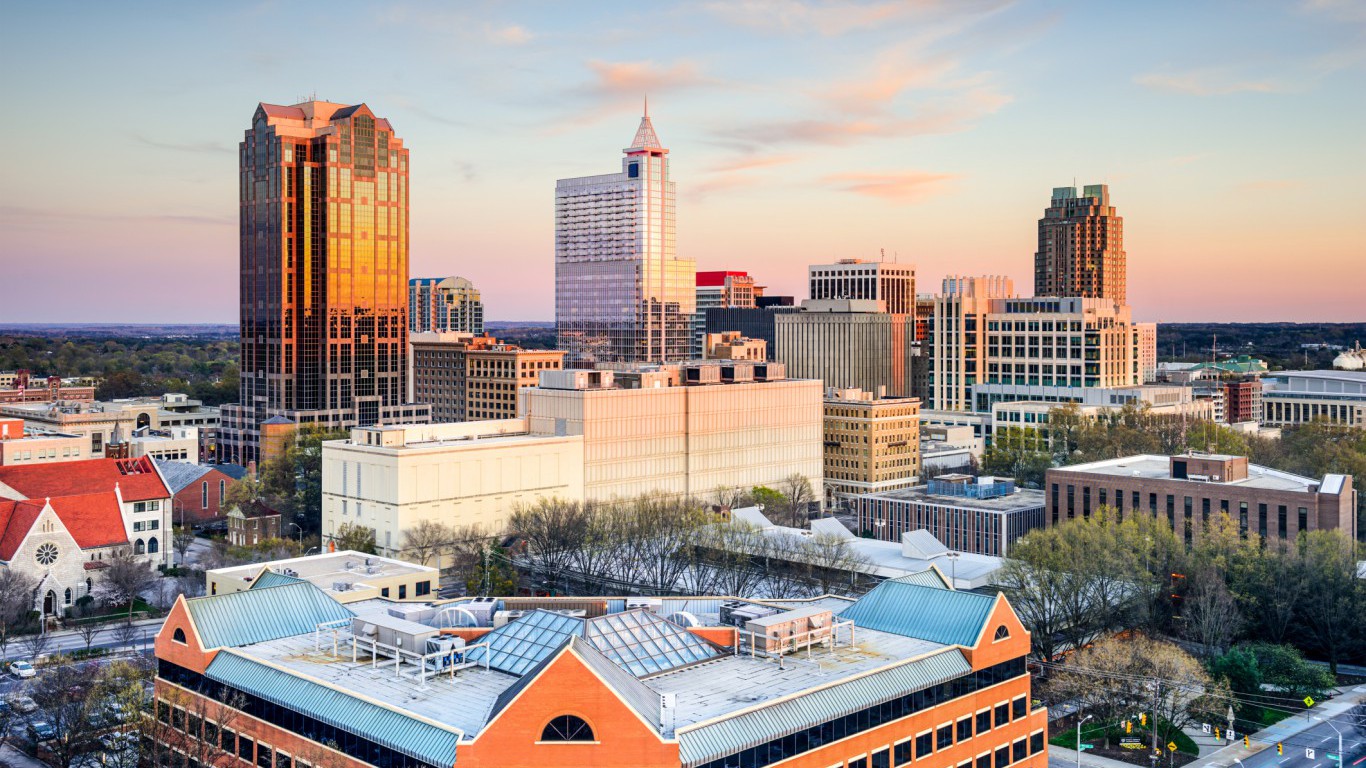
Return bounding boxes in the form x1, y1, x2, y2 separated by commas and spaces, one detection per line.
226, 500, 283, 547
703, 331, 767, 361
204, 549, 439, 602
1261, 370, 1366, 428
0, 394, 221, 461
922, 425, 981, 475
156, 460, 245, 527
126, 426, 200, 463
409, 332, 565, 423
0, 372, 96, 404
854, 475, 1046, 558
0, 418, 87, 466
823, 388, 920, 509
155, 563, 1045, 768
1044, 452, 1358, 544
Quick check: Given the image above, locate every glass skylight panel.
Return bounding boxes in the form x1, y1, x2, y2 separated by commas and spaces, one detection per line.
584, 610, 718, 676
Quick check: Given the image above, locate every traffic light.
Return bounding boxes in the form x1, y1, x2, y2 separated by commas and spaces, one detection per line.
1244, 736, 1250, 748
1140, 713, 1147, 727
1277, 743, 1283, 755
1125, 721, 1132, 734
1214, 728, 1221, 740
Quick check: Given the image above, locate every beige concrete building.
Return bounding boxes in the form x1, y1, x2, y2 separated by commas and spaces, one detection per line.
703, 331, 767, 361
126, 426, 200, 463
523, 365, 824, 503
990, 389, 1213, 450
823, 388, 921, 509
321, 419, 585, 556
1138, 323, 1158, 383
206, 550, 439, 603
775, 299, 915, 396
409, 332, 565, 423
0, 418, 87, 466
808, 259, 916, 314
929, 276, 1015, 412
0, 394, 220, 460
1262, 371, 1366, 428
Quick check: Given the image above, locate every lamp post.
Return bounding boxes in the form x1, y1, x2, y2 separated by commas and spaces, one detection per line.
1077, 714, 1093, 768
946, 551, 961, 589
289, 523, 302, 545
1314, 716, 1344, 768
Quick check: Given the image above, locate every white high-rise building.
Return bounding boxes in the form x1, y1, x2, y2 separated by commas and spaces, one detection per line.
809, 259, 916, 315
555, 107, 694, 363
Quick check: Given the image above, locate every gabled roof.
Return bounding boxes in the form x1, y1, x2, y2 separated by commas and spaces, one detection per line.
485, 636, 662, 733
838, 581, 997, 647
0, 456, 169, 501
248, 569, 305, 590
889, 568, 951, 590
0, 493, 129, 561
231, 499, 280, 520
215, 464, 250, 481
205, 651, 459, 768
154, 460, 213, 494
184, 581, 354, 649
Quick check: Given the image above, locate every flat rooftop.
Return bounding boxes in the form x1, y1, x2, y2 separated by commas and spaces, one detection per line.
867, 485, 1047, 512
210, 551, 436, 591
1049, 454, 1320, 492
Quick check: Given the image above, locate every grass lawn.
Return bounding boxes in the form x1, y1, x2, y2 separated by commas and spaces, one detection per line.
1051, 720, 1198, 756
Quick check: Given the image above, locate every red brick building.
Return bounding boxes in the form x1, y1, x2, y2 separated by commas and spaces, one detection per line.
156, 461, 246, 527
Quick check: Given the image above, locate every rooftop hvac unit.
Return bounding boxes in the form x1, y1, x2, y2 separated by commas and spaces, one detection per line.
719, 601, 778, 628
387, 605, 436, 624
626, 598, 663, 613
668, 611, 701, 628
332, 581, 352, 592
493, 610, 525, 628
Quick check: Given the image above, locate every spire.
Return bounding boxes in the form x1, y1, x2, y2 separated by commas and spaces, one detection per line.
628, 100, 663, 151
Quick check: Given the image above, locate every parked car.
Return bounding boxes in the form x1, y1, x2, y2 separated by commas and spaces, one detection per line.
8, 660, 35, 679
28, 721, 56, 742
8, 695, 37, 714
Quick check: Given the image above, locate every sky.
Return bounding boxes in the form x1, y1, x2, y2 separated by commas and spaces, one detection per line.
2, 0, 1363, 324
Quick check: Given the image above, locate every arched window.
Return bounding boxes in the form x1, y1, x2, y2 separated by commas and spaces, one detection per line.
86, 578, 93, 595
64, 588, 72, 605
148, 537, 159, 554
219, 479, 225, 505
202, 481, 209, 509
540, 715, 594, 743
134, 539, 145, 555
172, 628, 187, 644
994, 625, 1010, 641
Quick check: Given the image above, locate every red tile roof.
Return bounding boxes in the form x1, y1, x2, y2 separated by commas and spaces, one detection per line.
0, 499, 43, 561
0, 492, 130, 561
0, 456, 169, 502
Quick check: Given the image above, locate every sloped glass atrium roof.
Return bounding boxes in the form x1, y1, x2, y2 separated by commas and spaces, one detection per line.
467, 609, 720, 678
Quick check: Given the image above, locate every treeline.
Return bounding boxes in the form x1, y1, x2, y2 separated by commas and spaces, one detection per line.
1000, 510, 1365, 673
1156, 322, 1365, 370
0, 334, 239, 405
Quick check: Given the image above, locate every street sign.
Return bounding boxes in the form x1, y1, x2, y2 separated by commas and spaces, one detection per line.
1167, 742, 1178, 752
1304, 696, 1315, 707
1307, 748, 1315, 760
1326, 755, 1339, 761
1080, 744, 1094, 750
1202, 723, 1211, 734
1228, 728, 1236, 741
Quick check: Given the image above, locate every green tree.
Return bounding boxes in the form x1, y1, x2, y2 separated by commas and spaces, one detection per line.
981, 426, 1052, 487
259, 425, 347, 536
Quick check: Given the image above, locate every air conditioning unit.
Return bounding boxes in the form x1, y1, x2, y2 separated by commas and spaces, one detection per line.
626, 598, 662, 613
493, 610, 525, 628
332, 581, 352, 592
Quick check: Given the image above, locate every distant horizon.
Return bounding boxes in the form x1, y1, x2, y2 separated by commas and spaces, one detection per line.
4, 319, 1365, 330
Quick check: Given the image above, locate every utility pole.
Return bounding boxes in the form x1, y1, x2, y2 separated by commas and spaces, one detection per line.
1149, 681, 1161, 768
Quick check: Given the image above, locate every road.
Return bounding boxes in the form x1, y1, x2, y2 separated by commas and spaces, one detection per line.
1235, 717, 1366, 768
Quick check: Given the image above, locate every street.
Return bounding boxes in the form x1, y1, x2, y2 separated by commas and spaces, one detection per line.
1235, 717, 1366, 768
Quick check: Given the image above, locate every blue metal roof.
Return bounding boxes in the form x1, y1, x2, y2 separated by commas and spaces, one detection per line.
838, 581, 995, 647
185, 582, 353, 649
206, 651, 460, 767
888, 568, 951, 589
248, 570, 306, 590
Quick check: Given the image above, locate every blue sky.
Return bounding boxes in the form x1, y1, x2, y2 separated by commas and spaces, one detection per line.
2, 0, 1363, 322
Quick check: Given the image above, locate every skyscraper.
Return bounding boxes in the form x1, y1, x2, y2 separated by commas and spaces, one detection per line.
220, 100, 428, 466
555, 107, 693, 363
1034, 184, 1126, 304
409, 276, 484, 335
809, 259, 916, 314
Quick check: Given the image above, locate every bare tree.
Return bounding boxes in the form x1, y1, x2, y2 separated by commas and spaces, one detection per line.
629, 496, 708, 593
17, 628, 49, 662
510, 498, 591, 592
1182, 570, 1241, 657
112, 619, 139, 651
401, 519, 449, 566
0, 569, 36, 662
92, 658, 153, 768
31, 662, 102, 768
692, 521, 767, 596
172, 525, 197, 566
711, 485, 755, 512
95, 547, 158, 619
70, 604, 105, 655
802, 532, 871, 594
779, 474, 815, 526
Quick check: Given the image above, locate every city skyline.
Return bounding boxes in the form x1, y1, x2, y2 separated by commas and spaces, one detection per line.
3, 1, 1364, 323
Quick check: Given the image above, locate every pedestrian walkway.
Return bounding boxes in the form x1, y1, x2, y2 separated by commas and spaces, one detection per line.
1052, 746, 1145, 768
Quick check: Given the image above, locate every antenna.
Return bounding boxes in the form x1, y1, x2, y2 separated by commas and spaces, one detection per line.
643, 94, 648, 118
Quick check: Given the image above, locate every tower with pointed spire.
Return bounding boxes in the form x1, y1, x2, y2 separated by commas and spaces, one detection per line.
554, 106, 694, 363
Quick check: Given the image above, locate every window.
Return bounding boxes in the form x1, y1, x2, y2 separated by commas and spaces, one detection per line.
977, 754, 991, 768
1013, 739, 1027, 763
148, 537, 160, 554
415, 580, 431, 597
995, 703, 1009, 727
915, 730, 933, 757
398, 584, 407, 600
173, 628, 187, 644
1030, 733, 1044, 755
277, 754, 292, 768
1012, 696, 1027, 720
872, 748, 890, 768
540, 715, 594, 742
220, 479, 225, 505
237, 732, 254, 761
938, 724, 954, 749
202, 481, 209, 510
257, 744, 273, 768
850, 758, 868, 768
993, 625, 1009, 641
976, 709, 991, 734
958, 717, 973, 741
894, 741, 912, 766
995, 746, 1010, 768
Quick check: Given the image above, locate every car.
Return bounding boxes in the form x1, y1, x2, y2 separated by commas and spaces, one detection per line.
8, 695, 37, 714
27, 721, 56, 742
8, 660, 35, 679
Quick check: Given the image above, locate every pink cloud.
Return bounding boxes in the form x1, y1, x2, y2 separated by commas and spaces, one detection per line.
1133, 70, 1282, 96
706, 154, 801, 174
821, 171, 958, 200
583, 59, 716, 99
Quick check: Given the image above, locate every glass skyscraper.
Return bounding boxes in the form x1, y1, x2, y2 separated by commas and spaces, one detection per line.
555, 109, 694, 363
220, 100, 428, 465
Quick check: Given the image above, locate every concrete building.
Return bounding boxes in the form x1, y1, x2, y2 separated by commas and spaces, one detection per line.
1034, 184, 1125, 304
702, 303, 799, 361
221, 100, 428, 466
809, 259, 916, 314
126, 426, 200, 463
1261, 370, 1366, 428
0, 418, 86, 466
0, 456, 173, 616
776, 299, 915, 396
409, 332, 565, 422
410, 276, 485, 335
823, 388, 921, 509
524, 365, 823, 504
556, 108, 693, 364
1138, 323, 1157, 383
922, 425, 980, 475
154, 565, 1045, 768
989, 389, 1213, 449
1223, 377, 1263, 425
693, 270, 759, 358
321, 419, 585, 557
1045, 452, 1358, 544
855, 475, 1046, 558
205, 549, 438, 602
929, 276, 1016, 412
0, 394, 221, 461
703, 331, 767, 361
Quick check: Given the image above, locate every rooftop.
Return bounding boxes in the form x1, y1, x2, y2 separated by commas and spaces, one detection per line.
866, 483, 1047, 513
207, 550, 437, 597
0, 455, 169, 501
1049, 454, 1325, 492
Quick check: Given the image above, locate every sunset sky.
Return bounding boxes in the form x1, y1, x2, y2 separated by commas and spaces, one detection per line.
3, 1, 1363, 323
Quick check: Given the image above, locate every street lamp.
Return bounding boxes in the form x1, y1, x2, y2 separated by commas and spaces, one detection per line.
289, 523, 302, 545
1313, 716, 1344, 768
1077, 714, 1093, 768
946, 551, 961, 589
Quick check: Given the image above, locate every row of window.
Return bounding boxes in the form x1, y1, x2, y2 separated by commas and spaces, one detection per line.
845, 731, 1045, 768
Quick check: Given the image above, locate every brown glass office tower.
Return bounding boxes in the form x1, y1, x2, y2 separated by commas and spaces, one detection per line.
220, 101, 428, 466
1034, 184, 1126, 304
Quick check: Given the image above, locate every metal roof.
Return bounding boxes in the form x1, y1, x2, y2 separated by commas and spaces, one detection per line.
206, 651, 460, 767
153, 460, 212, 494
248, 570, 306, 590
676, 649, 971, 767
888, 568, 951, 589
185, 582, 354, 648
838, 581, 996, 647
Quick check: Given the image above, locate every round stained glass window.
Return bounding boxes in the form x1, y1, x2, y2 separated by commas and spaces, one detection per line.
35, 543, 58, 566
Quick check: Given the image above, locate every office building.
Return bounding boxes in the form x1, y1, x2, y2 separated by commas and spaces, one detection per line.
1262, 370, 1366, 428
1045, 452, 1357, 544
220, 100, 428, 466
154, 566, 1046, 768
989, 387, 1212, 449
703, 332, 767, 361
824, 388, 921, 509
1223, 377, 1263, 425
1137, 323, 1157, 383
809, 259, 916, 314
205, 549, 438, 602
703, 301, 798, 361
0, 418, 86, 466
0, 394, 220, 461
556, 108, 694, 363
0, 372, 95, 404
693, 270, 759, 357
855, 475, 1046, 558
776, 300, 915, 396
928, 276, 1016, 412
1034, 184, 1125, 304
410, 276, 485, 335
409, 332, 565, 422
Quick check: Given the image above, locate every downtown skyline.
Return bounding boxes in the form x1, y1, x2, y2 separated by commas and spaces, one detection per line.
2, 1, 1364, 324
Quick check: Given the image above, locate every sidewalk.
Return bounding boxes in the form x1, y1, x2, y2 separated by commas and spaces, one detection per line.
1183, 687, 1366, 768
1052, 746, 1145, 768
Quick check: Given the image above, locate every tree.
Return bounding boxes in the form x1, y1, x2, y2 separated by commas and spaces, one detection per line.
750, 486, 787, 521
802, 532, 871, 594
0, 569, 36, 662
981, 426, 1053, 487
93, 658, 153, 768
711, 485, 755, 512
466, 543, 518, 597
112, 619, 139, 651
222, 472, 265, 512
1243, 643, 1335, 700
1232, 537, 1303, 644
172, 525, 197, 566
402, 519, 449, 566
779, 474, 816, 526
259, 425, 348, 536
18, 628, 50, 661
510, 498, 592, 593
1182, 570, 1241, 657
1294, 530, 1362, 675
70, 603, 105, 654
331, 522, 377, 554
96, 547, 157, 619
31, 662, 103, 768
